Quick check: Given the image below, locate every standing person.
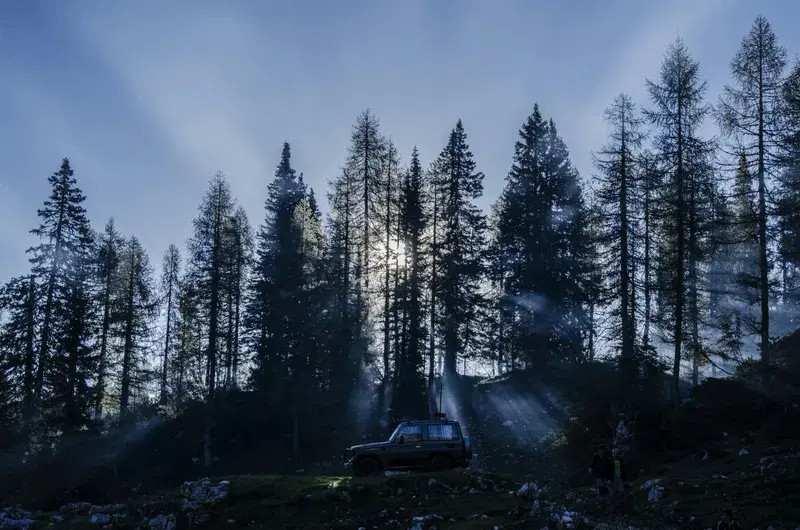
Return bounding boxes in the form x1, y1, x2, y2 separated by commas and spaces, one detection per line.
590, 445, 609, 499
610, 447, 628, 510
601, 446, 614, 482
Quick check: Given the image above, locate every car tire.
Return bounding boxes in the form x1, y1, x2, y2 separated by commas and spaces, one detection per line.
428, 455, 452, 472
353, 457, 382, 477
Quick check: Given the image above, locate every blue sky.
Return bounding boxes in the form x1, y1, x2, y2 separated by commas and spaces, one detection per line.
1, 0, 799, 283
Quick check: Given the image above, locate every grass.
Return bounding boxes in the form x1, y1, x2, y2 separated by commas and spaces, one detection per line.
8, 439, 800, 530
17, 471, 552, 529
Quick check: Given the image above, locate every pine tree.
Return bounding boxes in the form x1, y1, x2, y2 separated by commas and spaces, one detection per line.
95, 218, 123, 416
380, 140, 399, 385
343, 110, 387, 369
27, 159, 94, 408
592, 93, 646, 374
188, 172, 236, 465
717, 15, 787, 375
246, 143, 306, 397
637, 151, 662, 351
222, 207, 252, 389
116, 236, 156, 428
0, 276, 38, 449
433, 120, 487, 377
494, 107, 590, 367
776, 62, 800, 331
392, 147, 429, 419
159, 244, 181, 405
26, 158, 96, 441
645, 39, 714, 403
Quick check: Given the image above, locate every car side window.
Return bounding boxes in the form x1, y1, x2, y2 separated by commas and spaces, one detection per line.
398, 425, 423, 442
426, 423, 459, 441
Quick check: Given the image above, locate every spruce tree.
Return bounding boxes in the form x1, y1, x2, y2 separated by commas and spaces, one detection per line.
159, 244, 181, 405
188, 172, 236, 465
116, 236, 156, 428
393, 147, 429, 418
95, 218, 123, 416
494, 107, 590, 366
246, 143, 306, 397
26, 158, 96, 440
433, 120, 487, 377
592, 93, 646, 374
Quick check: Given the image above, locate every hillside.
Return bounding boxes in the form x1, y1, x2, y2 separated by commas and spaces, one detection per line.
3, 369, 800, 528
3, 438, 799, 530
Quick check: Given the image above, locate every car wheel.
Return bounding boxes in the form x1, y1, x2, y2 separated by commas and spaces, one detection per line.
353, 457, 382, 477
428, 455, 452, 472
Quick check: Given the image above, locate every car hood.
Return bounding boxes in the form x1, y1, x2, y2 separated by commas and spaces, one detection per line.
347, 441, 391, 452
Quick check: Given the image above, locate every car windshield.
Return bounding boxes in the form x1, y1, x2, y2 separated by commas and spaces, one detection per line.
388, 423, 404, 442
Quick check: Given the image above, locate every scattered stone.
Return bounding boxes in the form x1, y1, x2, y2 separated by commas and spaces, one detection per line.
59, 502, 91, 514
180, 478, 230, 511
0, 507, 35, 529
90, 504, 125, 515
89, 513, 110, 525
148, 513, 176, 530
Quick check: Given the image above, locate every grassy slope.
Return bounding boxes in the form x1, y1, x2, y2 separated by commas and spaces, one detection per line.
15, 434, 800, 530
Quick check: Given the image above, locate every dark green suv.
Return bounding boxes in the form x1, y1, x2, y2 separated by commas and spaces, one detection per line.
342, 418, 473, 477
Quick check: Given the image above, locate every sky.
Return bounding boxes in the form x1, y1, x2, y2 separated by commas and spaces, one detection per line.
1, 0, 800, 284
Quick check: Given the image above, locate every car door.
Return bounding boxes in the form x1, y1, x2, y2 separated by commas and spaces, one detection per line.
423, 422, 460, 460
387, 424, 424, 468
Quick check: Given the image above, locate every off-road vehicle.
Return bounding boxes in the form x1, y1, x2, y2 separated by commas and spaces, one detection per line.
342, 414, 473, 477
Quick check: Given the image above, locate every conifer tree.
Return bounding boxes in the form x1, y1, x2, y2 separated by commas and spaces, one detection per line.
494, 107, 590, 366
95, 218, 123, 416
246, 143, 306, 397
392, 147, 429, 418
116, 236, 156, 428
645, 39, 714, 402
188, 172, 236, 465
593, 94, 646, 375
159, 244, 181, 405
718, 15, 787, 374
433, 120, 487, 377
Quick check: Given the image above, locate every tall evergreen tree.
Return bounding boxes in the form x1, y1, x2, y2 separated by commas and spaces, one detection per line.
115, 236, 156, 427
392, 147, 429, 418
95, 218, 123, 416
776, 62, 800, 331
494, 107, 590, 367
159, 244, 181, 405
27, 159, 94, 407
222, 207, 252, 389
0, 275, 38, 449
645, 39, 714, 402
246, 142, 306, 398
433, 120, 487, 377
188, 172, 236, 465
26, 158, 96, 440
592, 93, 646, 374
717, 15, 787, 374
343, 110, 387, 370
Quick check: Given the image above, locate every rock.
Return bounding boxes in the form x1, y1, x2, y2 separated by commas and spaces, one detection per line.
180, 478, 230, 511
0, 507, 35, 529
90, 504, 125, 515
89, 513, 110, 525
59, 502, 91, 514
148, 514, 176, 530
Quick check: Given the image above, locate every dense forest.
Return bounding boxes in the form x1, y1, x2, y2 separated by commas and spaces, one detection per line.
1, 15, 800, 471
